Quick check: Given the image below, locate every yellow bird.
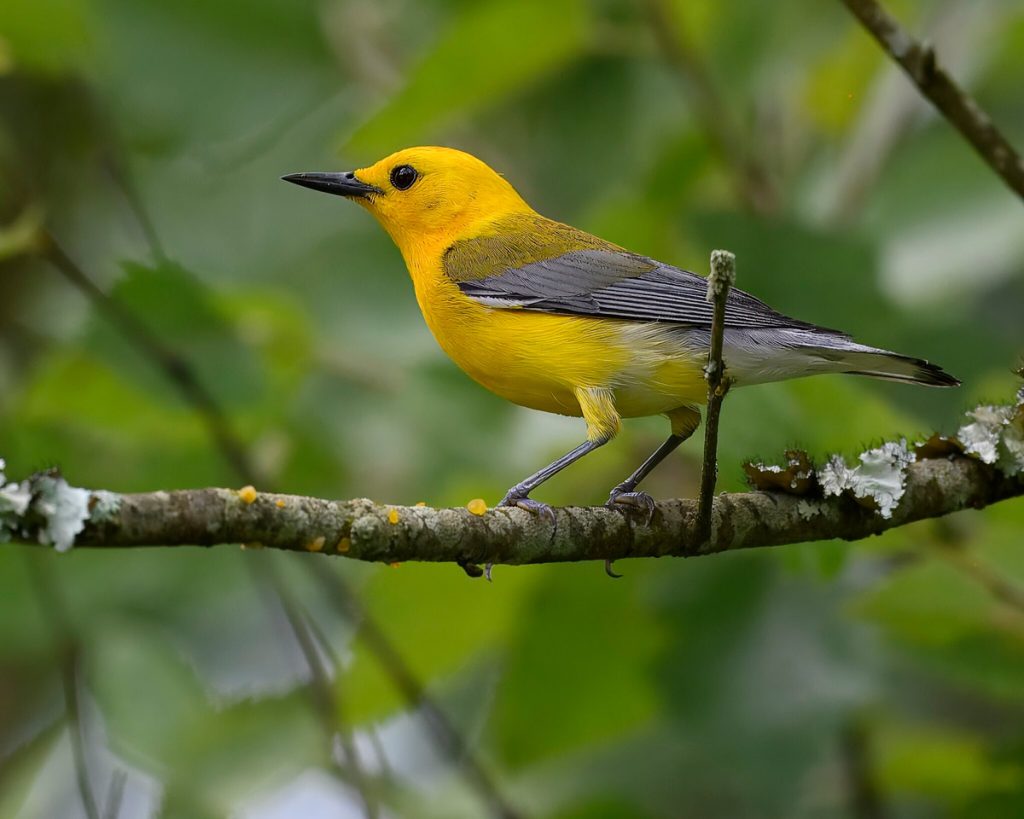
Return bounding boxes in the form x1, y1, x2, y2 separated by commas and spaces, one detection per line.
283, 147, 957, 518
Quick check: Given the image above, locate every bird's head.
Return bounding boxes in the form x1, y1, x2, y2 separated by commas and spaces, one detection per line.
283, 146, 532, 255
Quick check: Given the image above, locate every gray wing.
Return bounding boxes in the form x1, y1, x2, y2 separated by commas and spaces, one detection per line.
456, 248, 840, 334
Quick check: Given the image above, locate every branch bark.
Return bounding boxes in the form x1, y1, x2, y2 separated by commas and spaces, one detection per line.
696, 249, 735, 543
840, 0, 1024, 200
5, 453, 1021, 567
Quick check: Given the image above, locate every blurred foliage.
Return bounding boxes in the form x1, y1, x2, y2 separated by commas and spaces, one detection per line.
1, 0, 1023, 817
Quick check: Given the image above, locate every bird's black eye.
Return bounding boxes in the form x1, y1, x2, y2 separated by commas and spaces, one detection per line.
390, 164, 418, 191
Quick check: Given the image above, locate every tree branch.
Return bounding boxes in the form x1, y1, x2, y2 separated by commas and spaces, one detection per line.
4, 437, 1021, 566
840, 0, 1024, 200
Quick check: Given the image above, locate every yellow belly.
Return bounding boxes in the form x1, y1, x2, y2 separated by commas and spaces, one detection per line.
414, 275, 707, 418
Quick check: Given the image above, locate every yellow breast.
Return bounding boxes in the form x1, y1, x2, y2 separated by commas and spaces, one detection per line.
409, 263, 707, 418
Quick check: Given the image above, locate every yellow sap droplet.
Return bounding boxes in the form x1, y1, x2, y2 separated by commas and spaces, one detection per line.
306, 536, 325, 553
466, 498, 487, 516
388, 508, 400, 524
337, 537, 351, 553
238, 485, 258, 504
275, 498, 287, 508
415, 501, 427, 507
390, 562, 401, 569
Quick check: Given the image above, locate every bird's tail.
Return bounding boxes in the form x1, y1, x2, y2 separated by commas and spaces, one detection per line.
723, 327, 960, 388
839, 348, 960, 387
796, 330, 960, 387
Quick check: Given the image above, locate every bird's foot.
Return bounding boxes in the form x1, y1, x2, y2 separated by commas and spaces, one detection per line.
495, 490, 559, 577
499, 489, 557, 526
606, 487, 657, 526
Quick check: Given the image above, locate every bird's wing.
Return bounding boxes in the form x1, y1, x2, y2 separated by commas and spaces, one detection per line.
445, 218, 840, 333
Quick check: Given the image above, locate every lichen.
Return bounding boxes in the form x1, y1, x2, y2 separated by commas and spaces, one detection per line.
33, 474, 92, 552
89, 490, 122, 521
0, 458, 32, 541
957, 401, 1024, 476
819, 439, 915, 519
796, 500, 822, 520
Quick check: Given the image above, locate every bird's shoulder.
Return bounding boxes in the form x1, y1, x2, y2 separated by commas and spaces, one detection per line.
442, 213, 632, 284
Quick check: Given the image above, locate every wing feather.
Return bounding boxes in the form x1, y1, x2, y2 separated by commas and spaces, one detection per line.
443, 216, 842, 335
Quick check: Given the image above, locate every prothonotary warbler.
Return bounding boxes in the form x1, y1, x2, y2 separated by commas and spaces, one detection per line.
283, 147, 958, 518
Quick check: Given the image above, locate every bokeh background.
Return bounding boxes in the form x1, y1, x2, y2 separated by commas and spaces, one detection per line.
2, 0, 1023, 817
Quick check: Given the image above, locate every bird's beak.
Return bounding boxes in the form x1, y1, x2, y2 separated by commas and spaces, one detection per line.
281, 171, 381, 199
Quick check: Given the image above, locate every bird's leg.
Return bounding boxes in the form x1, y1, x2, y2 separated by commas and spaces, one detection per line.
501, 387, 621, 517
606, 406, 701, 525
606, 434, 686, 520
500, 438, 608, 521
487, 388, 620, 580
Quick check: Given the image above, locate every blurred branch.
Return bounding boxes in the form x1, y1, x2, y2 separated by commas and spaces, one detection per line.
8, 437, 1021, 566
937, 541, 1024, 615
250, 557, 378, 819
825, 0, 965, 222
40, 233, 264, 486
24, 556, 102, 819
839, 0, 1024, 201
841, 718, 888, 819
102, 769, 127, 819
696, 250, 735, 543
303, 564, 522, 819
643, 0, 778, 212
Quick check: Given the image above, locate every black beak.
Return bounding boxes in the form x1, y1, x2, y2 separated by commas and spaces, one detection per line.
281, 171, 381, 199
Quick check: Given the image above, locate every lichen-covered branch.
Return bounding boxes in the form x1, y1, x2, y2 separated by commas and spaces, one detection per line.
840, 0, 1024, 200
2, 389, 1021, 566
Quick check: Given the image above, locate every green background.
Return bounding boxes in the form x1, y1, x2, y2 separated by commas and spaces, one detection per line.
1, 0, 1023, 816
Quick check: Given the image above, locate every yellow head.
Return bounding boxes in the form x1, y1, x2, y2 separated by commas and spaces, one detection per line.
283, 147, 533, 259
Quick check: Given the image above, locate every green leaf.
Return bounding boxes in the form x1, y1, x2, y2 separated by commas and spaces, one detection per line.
876, 722, 1023, 804
342, 0, 589, 157
493, 564, 664, 769
0, 0, 93, 74
342, 561, 540, 722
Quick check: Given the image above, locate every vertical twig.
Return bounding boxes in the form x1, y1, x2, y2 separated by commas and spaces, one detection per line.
696, 249, 735, 544
839, 0, 1024, 200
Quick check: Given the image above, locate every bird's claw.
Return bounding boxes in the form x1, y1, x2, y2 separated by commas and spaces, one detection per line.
606, 488, 657, 526
500, 493, 557, 526
604, 559, 623, 579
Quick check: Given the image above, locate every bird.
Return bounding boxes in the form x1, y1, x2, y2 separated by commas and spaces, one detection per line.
283, 146, 958, 523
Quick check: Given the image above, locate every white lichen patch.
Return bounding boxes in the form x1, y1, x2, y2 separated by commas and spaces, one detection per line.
0, 459, 109, 552
957, 402, 1024, 476
33, 474, 91, 552
0, 458, 32, 518
819, 439, 916, 519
